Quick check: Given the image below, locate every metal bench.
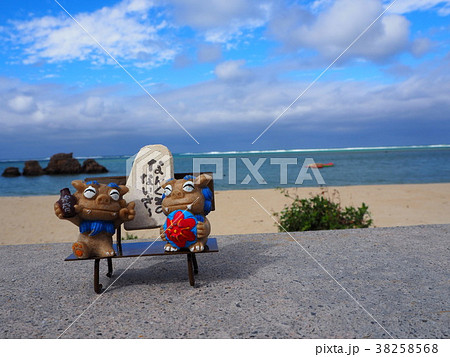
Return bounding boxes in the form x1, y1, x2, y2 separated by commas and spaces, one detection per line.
65, 238, 219, 293
64, 170, 218, 294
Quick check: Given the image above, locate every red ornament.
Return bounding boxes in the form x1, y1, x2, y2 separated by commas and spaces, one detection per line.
165, 211, 197, 248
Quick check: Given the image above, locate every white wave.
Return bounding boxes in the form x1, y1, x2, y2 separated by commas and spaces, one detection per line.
177, 144, 450, 156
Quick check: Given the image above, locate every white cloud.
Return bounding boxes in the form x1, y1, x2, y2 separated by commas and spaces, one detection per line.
168, 0, 266, 29
12, 0, 177, 67
388, 0, 450, 15
11, 0, 441, 71
81, 96, 105, 117
197, 44, 222, 63
8, 95, 36, 114
214, 60, 250, 81
167, 0, 270, 44
309, 0, 335, 13
1, 54, 449, 146
125, 0, 153, 13
269, 0, 412, 62
411, 37, 432, 56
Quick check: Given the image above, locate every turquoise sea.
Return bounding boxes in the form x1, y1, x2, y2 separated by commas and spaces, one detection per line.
1, 145, 449, 196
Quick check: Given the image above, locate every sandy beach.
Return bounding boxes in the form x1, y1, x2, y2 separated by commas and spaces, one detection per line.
1, 183, 449, 245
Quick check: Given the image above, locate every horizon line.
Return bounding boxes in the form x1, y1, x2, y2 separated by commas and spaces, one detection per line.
1, 144, 449, 162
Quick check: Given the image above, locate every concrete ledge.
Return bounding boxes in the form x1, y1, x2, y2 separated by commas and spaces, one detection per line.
0, 225, 449, 338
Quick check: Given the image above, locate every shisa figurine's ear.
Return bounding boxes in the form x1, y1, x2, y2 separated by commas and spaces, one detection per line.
161, 178, 174, 188
72, 180, 87, 192
119, 185, 129, 195
194, 174, 212, 188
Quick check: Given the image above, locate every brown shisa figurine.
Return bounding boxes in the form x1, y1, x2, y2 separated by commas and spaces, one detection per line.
160, 174, 213, 252
55, 180, 135, 259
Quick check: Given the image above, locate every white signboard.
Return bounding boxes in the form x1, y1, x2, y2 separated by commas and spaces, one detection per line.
124, 144, 174, 230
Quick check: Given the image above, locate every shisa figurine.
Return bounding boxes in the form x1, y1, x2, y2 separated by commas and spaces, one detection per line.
55, 180, 135, 259
160, 174, 213, 252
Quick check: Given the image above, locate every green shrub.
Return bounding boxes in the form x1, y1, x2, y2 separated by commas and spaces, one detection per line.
274, 189, 373, 232
124, 233, 139, 240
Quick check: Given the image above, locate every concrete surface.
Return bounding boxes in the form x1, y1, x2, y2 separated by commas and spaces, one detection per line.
0, 225, 449, 339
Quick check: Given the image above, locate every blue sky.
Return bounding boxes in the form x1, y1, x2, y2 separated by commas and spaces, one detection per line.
0, 0, 449, 159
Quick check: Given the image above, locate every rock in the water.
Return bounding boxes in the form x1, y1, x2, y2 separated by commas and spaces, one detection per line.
2, 167, 21, 177
45, 153, 82, 175
81, 159, 108, 174
23, 160, 45, 176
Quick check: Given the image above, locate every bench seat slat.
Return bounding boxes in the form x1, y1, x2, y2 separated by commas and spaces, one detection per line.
65, 238, 218, 261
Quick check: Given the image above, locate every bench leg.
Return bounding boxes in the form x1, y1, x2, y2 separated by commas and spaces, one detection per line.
94, 259, 103, 294
192, 253, 198, 274
106, 257, 113, 278
187, 254, 195, 287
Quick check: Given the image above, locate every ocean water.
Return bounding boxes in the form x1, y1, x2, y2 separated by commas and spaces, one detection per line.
1, 145, 449, 196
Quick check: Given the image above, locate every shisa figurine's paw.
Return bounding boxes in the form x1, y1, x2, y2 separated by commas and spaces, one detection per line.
74, 204, 83, 214
160, 227, 167, 241
54, 202, 64, 219
196, 222, 208, 239
189, 241, 205, 252
164, 243, 178, 252
72, 242, 89, 259
119, 205, 135, 221
98, 248, 116, 258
